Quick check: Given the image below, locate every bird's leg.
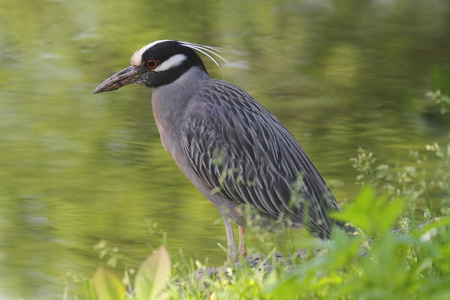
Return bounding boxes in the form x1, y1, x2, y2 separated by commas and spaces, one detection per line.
222, 217, 238, 263
238, 226, 247, 258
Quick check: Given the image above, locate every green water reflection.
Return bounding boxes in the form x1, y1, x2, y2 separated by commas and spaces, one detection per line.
0, 0, 449, 297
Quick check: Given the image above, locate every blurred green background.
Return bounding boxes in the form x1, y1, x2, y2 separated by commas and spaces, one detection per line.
0, 0, 449, 298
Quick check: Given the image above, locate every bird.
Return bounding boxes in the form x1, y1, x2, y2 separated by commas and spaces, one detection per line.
93, 40, 345, 261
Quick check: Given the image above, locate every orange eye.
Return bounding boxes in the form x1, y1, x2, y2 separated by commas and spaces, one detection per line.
146, 59, 158, 69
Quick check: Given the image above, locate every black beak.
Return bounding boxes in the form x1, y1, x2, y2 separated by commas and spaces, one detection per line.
93, 66, 144, 94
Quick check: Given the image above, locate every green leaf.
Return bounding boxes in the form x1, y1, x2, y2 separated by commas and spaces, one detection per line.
135, 246, 172, 300
332, 186, 405, 235
93, 266, 126, 300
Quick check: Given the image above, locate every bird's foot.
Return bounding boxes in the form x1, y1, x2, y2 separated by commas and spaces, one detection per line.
227, 247, 239, 264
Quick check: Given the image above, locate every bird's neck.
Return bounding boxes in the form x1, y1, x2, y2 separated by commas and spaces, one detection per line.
151, 66, 210, 152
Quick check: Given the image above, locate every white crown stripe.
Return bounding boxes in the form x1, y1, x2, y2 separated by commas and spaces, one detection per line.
130, 40, 228, 70
131, 39, 172, 66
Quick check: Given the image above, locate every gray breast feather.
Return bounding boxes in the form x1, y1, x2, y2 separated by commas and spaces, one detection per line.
180, 79, 340, 238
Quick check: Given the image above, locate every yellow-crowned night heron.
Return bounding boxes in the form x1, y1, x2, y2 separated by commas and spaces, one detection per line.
94, 40, 344, 261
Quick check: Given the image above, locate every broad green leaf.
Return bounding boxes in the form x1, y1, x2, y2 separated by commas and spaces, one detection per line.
135, 246, 171, 300
332, 186, 405, 235
93, 266, 126, 300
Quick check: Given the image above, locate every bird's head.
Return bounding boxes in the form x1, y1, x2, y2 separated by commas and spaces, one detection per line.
93, 40, 225, 94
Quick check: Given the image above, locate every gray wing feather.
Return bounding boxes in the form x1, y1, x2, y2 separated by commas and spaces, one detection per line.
180, 80, 340, 238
